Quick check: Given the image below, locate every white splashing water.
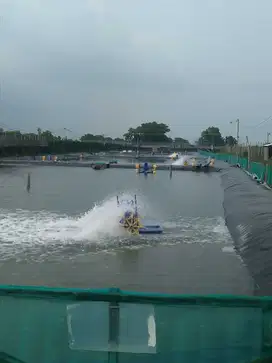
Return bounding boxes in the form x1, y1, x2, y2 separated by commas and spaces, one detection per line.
0, 192, 232, 260
162, 216, 231, 243
0, 193, 150, 256
172, 155, 194, 166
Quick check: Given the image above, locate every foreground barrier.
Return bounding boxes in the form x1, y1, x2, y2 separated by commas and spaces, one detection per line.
0, 285, 270, 363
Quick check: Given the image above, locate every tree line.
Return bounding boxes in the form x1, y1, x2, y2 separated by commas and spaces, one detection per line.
0, 122, 191, 147
0, 123, 236, 156
81, 122, 191, 146
197, 126, 237, 147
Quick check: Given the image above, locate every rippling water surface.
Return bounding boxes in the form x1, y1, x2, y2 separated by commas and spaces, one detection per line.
0, 165, 254, 294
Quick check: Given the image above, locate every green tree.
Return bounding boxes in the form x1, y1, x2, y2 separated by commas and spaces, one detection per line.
225, 135, 237, 146
80, 134, 105, 142
123, 128, 136, 142
93, 135, 105, 141
198, 127, 225, 146
114, 137, 125, 142
41, 130, 55, 141
104, 137, 113, 143
80, 133, 95, 141
123, 122, 170, 143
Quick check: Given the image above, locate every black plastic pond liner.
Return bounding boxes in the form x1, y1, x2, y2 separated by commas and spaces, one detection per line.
221, 166, 272, 295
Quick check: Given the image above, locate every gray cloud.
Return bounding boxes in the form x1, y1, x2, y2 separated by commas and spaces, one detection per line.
1, 0, 272, 142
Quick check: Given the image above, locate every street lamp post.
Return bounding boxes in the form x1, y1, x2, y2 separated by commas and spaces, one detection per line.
63, 128, 72, 140
230, 118, 240, 144
136, 133, 140, 157
246, 136, 250, 171
236, 118, 240, 144
267, 132, 271, 143
230, 118, 240, 163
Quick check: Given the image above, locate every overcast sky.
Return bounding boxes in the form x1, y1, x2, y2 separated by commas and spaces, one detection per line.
1, 0, 272, 142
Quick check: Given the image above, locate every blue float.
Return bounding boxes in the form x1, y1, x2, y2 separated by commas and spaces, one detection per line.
136, 162, 157, 175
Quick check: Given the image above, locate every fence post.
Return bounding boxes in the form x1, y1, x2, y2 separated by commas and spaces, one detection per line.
248, 144, 251, 172
267, 164, 271, 186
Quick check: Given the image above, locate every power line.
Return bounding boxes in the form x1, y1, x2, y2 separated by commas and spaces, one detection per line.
255, 116, 272, 127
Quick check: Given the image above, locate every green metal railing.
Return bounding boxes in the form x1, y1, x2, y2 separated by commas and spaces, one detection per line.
199, 151, 272, 186
0, 285, 271, 362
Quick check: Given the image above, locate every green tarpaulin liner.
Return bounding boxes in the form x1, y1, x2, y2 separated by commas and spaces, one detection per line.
0, 286, 271, 363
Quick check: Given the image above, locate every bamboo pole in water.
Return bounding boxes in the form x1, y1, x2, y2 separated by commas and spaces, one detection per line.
26, 172, 31, 192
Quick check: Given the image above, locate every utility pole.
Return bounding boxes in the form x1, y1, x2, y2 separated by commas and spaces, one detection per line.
64, 127, 72, 140
246, 136, 250, 171
267, 132, 271, 143
136, 133, 140, 157
236, 118, 240, 144
230, 118, 240, 163
230, 118, 240, 144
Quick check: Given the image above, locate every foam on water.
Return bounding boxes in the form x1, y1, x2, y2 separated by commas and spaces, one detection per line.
162, 216, 231, 244
172, 155, 193, 166
0, 193, 146, 256
0, 193, 232, 261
